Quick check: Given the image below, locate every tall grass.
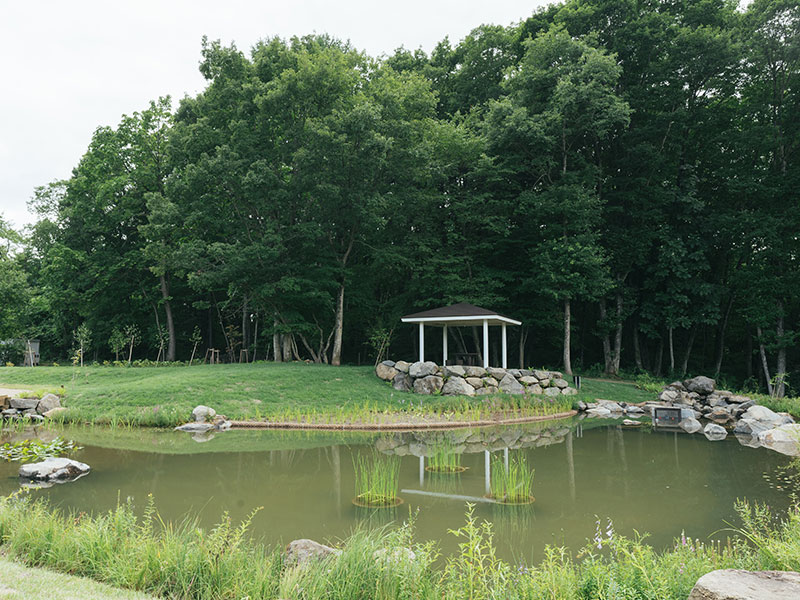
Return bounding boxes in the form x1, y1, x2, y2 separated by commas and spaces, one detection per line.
490, 454, 535, 504
0, 494, 798, 600
353, 452, 401, 507
426, 440, 465, 473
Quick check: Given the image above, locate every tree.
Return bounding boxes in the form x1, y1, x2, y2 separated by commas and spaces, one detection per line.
73, 323, 92, 367
108, 328, 126, 362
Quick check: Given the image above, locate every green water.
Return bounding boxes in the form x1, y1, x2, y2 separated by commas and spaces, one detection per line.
0, 421, 792, 562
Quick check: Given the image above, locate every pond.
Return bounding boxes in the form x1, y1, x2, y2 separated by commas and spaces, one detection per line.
0, 419, 794, 562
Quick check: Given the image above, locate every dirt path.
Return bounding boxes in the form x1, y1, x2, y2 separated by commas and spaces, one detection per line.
0, 387, 33, 397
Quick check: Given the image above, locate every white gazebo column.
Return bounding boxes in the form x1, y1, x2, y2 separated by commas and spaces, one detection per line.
482, 319, 489, 368
442, 325, 448, 366
418, 323, 425, 363
501, 323, 507, 369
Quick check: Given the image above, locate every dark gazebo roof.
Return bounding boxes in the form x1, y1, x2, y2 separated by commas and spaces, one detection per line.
401, 303, 521, 326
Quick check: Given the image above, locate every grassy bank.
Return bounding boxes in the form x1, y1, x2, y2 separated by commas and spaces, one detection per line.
0, 557, 157, 600
0, 364, 652, 426
0, 493, 798, 600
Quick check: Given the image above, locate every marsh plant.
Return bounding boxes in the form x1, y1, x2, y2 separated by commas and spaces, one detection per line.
490, 453, 535, 504
426, 440, 466, 473
353, 452, 401, 507
0, 437, 81, 463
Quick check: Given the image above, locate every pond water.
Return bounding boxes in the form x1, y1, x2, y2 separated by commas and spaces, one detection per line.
0, 419, 794, 563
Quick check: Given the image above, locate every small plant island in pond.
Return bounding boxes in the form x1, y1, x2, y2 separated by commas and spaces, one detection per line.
425, 440, 468, 474
352, 453, 403, 508
489, 454, 535, 505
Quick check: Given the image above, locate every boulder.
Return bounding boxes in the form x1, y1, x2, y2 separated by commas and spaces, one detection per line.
498, 374, 524, 395
10, 398, 38, 411
192, 405, 216, 423
442, 376, 476, 397
376, 362, 399, 381
507, 369, 522, 378
533, 370, 549, 380
2, 408, 18, 418
586, 407, 612, 417
757, 424, 800, 457
443, 365, 466, 378
669, 381, 686, 391
285, 539, 340, 567
482, 376, 499, 388
529, 384, 543, 395
680, 417, 703, 434
552, 378, 569, 389
703, 423, 728, 441
597, 400, 623, 412
688, 569, 800, 600
409, 361, 438, 378
487, 367, 507, 380
465, 377, 484, 389
392, 373, 411, 392
709, 407, 734, 423
684, 376, 715, 395
743, 405, 792, 428
413, 375, 443, 395
36, 393, 61, 414
543, 387, 562, 398
394, 360, 410, 373
19, 458, 90, 482
561, 387, 578, 395
658, 389, 678, 403
733, 418, 771, 436
464, 366, 487, 378
519, 376, 538, 385
43, 406, 67, 419
538, 378, 551, 388
175, 422, 214, 432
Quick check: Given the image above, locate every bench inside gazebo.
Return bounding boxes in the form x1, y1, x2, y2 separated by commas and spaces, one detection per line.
401, 303, 521, 369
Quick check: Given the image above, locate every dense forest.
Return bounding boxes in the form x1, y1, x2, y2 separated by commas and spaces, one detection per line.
1, 0, 797, 395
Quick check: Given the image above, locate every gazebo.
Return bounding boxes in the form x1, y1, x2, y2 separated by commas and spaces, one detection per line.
401, 303, 521, 369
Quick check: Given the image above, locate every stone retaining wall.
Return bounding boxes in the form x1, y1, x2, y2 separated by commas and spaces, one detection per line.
375, 360, 578, 397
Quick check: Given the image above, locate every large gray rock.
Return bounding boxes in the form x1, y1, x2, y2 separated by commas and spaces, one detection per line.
561, 387, 578, 395
742, 405, 792, 428
733, 418, 771, 436
757, 424, 800, 456
465, 377, 483, 389
394, 360, 410, 373
519, 376, 538, 385
413, 375, 443, 395
36, 393, 61, 415
19, 458, 90, 481
482, 376, 499, 388
543, 387, 562, 398
441, 376, 475, 397
409, 361, 438, 378
285, 539, 340, 567
533, 370, 549, 381
10, 398, 38, 411
684, 376, 715, 395
680, 417, 702, 434
586, 407, 612, 417
538, 378, 551, 388
486, 367, 507, 380
392, 373, 411, 392
498, 374, 524, 395
688, 569, 800, 600
175, 422, 214, 432
43, 406, 67, 419
192, 405, 216, 423
703, 423, 728, 441
529, 384, 543, 395
443, 365, 466, 378
375, 362, 399, 381
597, 400, 623, 412
552, 378, 569, 389
464, 366, 487, 378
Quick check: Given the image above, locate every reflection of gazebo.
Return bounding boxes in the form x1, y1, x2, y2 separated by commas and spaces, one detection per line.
401, 303, 521, 369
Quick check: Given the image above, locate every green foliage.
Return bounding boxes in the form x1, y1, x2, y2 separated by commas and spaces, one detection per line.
0, 437, 81, 462
427, 440, 464, 473
489, 454, 535, 504
353, 452, 401, 507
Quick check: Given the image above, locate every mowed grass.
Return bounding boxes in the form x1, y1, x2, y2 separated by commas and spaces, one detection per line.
0, 557, 157, 600
0, 364, 656, 426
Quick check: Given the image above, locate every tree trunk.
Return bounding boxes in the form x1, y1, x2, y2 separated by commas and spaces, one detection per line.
599, 299, 613, 374
713, 295, 734, 378
756, 325, 773, 396
518, 326, 528, 369
282, 333, 293, 362
160, 274, 176, 361
654, 337, 663, 377
633, 324, 643, 371
745, 328, 753, 380
273, 317, 282, 362
331, 283, 345, 366
563, 298, 572, 375
680, 327, 697, 376
776, 305, 786, 397
612, 292, 623, 373
241, 295, 249, 352
668, 326, 675, 374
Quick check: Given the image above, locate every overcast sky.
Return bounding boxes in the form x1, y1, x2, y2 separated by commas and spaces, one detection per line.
0, 0, 548, 229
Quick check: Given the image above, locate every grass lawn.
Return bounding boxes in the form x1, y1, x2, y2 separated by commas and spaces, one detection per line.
0, 557, 156, 600
0, 364, 655, 426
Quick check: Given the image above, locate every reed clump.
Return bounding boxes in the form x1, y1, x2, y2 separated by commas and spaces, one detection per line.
426, 440, 466, 473
490, 454, 535, 504
353, 452, 402, 507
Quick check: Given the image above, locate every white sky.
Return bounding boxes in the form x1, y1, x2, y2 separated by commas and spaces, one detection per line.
0, 0, 548, 229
